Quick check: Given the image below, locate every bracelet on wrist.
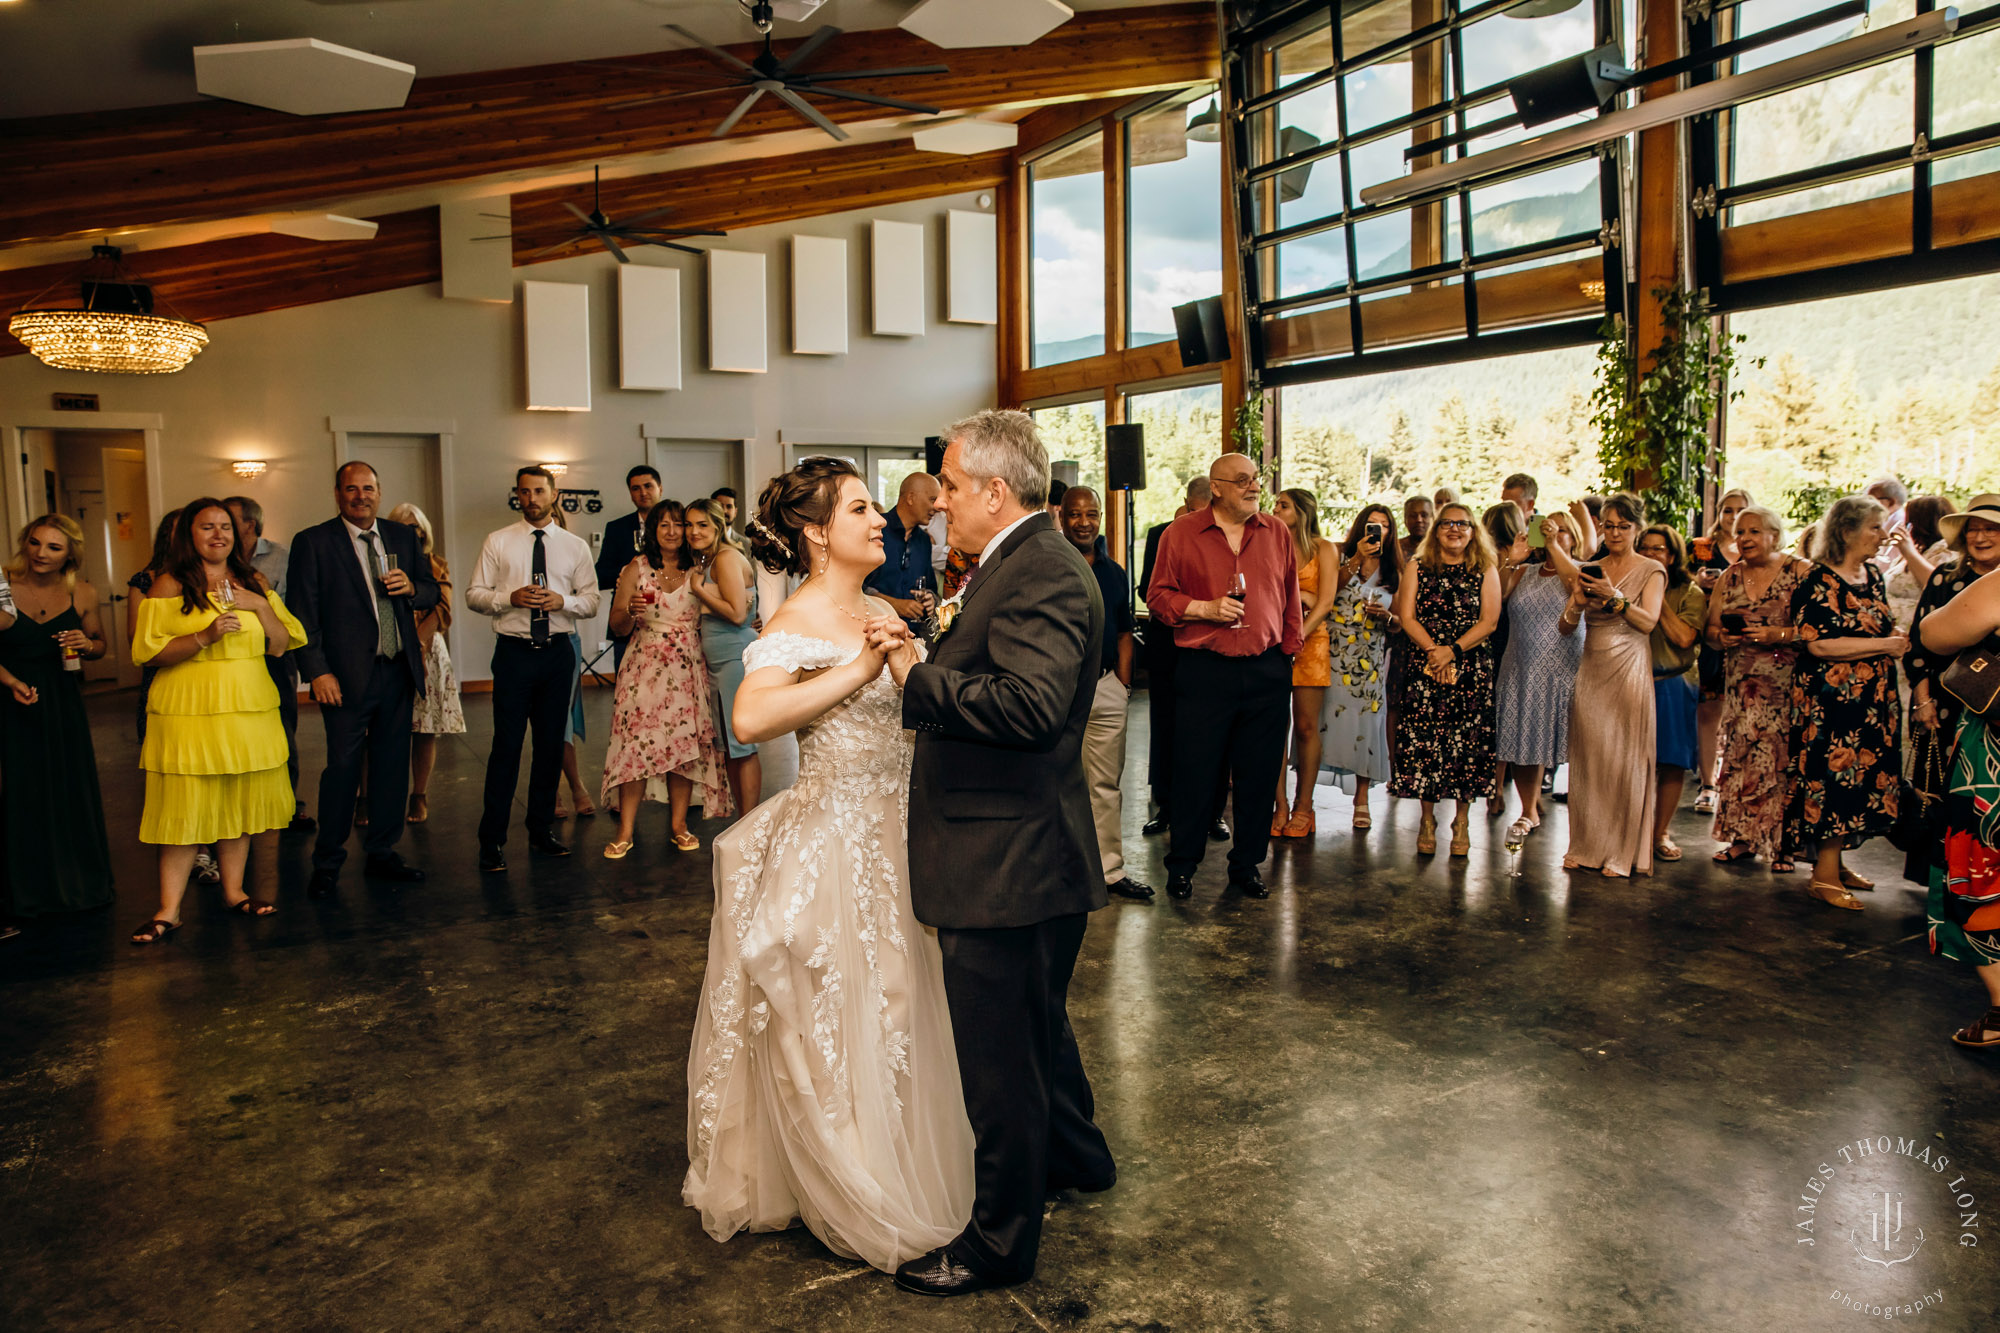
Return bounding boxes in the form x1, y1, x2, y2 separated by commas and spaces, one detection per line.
1450, 642, 1465, 663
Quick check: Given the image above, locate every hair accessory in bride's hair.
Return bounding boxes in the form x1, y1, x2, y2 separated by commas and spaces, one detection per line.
748, 517, 793, 559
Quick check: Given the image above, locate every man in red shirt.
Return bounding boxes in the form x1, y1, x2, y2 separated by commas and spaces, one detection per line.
1145, 452, 1304, 900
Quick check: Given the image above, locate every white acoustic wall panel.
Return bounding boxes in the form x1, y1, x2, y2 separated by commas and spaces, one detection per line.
619, 264, 682, 390
708, 249, 768, 374
791, 235, 849, 356
946, 208, 999, 325
871, 219, 926, 337
522, 280, 591, 411
440, 197, 514, 303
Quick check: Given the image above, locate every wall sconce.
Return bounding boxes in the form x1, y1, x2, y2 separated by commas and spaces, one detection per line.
231, 460, 269, 479
541, 461, 570, 479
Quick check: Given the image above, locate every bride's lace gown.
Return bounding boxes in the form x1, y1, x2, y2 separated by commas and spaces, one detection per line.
683, 632, 974, 1272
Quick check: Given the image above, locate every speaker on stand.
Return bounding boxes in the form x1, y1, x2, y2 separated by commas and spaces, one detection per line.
924, 435, 945, 475
1106, 422, 1146, 594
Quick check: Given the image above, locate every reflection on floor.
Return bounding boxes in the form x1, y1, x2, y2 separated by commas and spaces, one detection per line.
4, 689, 1998, 1331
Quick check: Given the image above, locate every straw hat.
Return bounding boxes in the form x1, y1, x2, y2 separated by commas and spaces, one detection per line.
1939, 493, 2000, 544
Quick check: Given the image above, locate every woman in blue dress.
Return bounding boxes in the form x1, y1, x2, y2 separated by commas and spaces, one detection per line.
686, 499, 763, 816
1493, 510, 1586, 844
1318, 504, 1402, 830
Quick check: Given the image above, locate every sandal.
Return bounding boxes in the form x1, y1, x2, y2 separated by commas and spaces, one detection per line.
192, 851, 222, 884
1449, 813, 1470, 858
1950, 1008, 2000, 1049
1283, 810, 1315, 838
1770, 859, 1797, 875
226, 898, 277, 917
1271, 808, 1291, 838
130, 918, 180, 945
672, 831, 700, 853
407, 794, 429, 824
1655, 836, 1683, 862
1694, 787, 1718, 815
603, 839, 633, 860
1416, 812, 1437, 856
1805, 879, 1863, 911
1839, 867, 1875, 891
1352, 808, 1372, 831
1713, 844, 1755, 864
573, 801, 598, 819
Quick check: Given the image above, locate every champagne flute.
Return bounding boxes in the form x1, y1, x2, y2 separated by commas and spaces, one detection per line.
1225, 570, 1248, 629
216, 578, 236, 610
1504, 821, 1526, 878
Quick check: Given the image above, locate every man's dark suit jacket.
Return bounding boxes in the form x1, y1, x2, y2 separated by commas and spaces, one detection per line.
598, 511, 644, 591
904, 512, 1106, 931
287, 517, 438, 698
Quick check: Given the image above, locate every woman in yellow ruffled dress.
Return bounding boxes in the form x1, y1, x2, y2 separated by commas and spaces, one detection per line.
129, 499, 307, 945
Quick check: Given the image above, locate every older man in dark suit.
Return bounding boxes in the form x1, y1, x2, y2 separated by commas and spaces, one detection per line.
877, 409, 1116, 1298
287, 461, 439, 897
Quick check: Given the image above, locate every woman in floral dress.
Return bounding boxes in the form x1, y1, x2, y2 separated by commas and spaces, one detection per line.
1317, 504, 1401, 830
387, 504, 464, 825
1784, 495, 1909, 910
601, 501, 731, 857
1705, 506, 1813, 874
1493, 511, 1585, 844
1390, 502, 1501, 857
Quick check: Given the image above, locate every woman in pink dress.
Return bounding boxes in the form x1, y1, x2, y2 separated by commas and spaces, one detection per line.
601, 501, 732, 857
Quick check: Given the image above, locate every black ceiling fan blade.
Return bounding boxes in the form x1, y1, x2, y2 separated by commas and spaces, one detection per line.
774, 85, 849, 141
561, 201, 595, 225
615, 204, 683, 227
470, 234, 516, 242
712, 86, 767, 137
600, 234, 632, 264
777, 25, 843, 75
664, 23, 755, 74
798, 65, 949, 81
528, 240, 582, 258
583, 61, 736, 84
608, 85, 742, 112
639, 238, 708, 256
809, 86, 944, 116
619, 227, 729, 238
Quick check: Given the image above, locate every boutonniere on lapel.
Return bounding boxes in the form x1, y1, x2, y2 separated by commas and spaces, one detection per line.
932, 592, 966, 641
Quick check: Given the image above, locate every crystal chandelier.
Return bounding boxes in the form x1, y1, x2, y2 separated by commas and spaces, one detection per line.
7, 246, 209, 374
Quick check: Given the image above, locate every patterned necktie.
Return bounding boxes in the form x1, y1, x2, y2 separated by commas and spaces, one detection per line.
530, 530, 550, 646
361, 531, 400, 658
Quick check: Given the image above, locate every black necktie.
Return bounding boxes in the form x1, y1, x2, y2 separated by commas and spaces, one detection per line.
530, 530, 550, 645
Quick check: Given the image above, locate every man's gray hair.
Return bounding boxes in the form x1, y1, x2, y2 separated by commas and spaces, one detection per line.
223, 495, 264, 536
1865, 474, 1908, 506
1185, 476, 1213, 506
943, 409, 1050, 509
1501, 472, 1539, 502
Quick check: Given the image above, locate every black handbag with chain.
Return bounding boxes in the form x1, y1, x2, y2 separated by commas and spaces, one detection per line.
1891, 723, 1952, 857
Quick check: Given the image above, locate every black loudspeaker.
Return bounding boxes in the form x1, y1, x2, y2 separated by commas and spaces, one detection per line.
1510, 41, 1627, 128
1106, 423, 1146, 492
1171, 295, 1231, 367
925, 435, 944, 475
1276, 126, 1320, 204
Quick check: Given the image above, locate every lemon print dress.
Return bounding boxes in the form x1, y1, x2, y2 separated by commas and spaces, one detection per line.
1317, 566, 1392, 787
132, 591, 307, 845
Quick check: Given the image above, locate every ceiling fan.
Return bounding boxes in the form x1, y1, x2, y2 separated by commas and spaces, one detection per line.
600, 0, 949, 142
479, 165, 726, 264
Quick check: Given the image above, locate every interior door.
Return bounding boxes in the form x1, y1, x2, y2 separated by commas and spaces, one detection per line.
98, 448, 151, 688
347, 433, 443, 551
646, 440, 736, 508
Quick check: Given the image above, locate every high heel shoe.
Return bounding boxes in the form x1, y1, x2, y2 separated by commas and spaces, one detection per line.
1805, 879, 1863, 911
1272, 807, 1291, 838
1283, 810, 1316, 838
1417, 813, 1437, 855
1449, 812, 1470, 858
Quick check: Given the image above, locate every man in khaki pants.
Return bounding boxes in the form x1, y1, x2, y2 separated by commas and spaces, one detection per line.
1060, 486, 1153, 902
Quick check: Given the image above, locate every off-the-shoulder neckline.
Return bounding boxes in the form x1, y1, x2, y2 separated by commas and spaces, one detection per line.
750, 629, 864, 666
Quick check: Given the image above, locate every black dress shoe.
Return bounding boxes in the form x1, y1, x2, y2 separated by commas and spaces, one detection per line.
306, 870, 339, 899
1209, 816, 1231, 842
528, 832, 571, 858
1166, 872, 1194, 900
364, 856, 426, 883
1108, 877, 1154, 901
1141, 813, 1170, 836
286, 814, 317, 835
479, 845, 507, 873
1048, 1169, 1117, 1194
1230, 866, 1268, 898
893, 1247, 1016, 1298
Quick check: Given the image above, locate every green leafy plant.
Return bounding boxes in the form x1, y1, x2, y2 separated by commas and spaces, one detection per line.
1782, 481, 1848, 531
1593, 286, 1760, 531
1232, 392, 1272, 509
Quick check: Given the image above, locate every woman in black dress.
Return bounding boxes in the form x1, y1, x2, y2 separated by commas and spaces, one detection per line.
1785, 495, 1909, 911
1390, 502, 1501, 857
0, 515, 115, 929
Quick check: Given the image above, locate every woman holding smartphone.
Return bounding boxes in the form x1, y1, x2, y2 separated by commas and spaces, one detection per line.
1316, 505, 1401, 830
1704, 506, 1813, 873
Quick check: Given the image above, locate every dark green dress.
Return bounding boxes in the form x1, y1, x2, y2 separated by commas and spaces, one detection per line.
0, 602, 114, 917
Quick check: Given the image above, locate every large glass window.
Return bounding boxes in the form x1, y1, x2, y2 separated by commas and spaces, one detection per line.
1126, 99, 1223, 350
1032, 400, 1107, 502
1030, 132, 1106, 367
1124, 383, 1226, 538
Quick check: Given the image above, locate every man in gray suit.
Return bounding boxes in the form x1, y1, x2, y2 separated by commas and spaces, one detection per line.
875, 410, 1115, 1297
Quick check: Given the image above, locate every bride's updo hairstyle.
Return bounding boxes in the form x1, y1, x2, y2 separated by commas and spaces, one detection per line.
749, 455, 862, 577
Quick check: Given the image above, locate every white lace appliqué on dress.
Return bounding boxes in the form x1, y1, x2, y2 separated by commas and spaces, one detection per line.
682, 632, 974, 1272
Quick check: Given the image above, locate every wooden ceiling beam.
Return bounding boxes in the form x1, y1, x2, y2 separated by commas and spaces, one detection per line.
1, 4, 1216, 248
0, 141, 1007, 357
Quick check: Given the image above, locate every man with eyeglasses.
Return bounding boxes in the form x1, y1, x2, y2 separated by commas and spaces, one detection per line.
1145, 453, 1304, 901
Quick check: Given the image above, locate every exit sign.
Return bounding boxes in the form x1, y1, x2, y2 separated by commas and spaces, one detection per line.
53, 393, 99, 411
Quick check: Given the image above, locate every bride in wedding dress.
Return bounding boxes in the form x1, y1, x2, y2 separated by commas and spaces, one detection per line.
683, 458, 974, 1272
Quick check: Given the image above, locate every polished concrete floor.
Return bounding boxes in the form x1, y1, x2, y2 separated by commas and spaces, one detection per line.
5, 688, 2000, 1332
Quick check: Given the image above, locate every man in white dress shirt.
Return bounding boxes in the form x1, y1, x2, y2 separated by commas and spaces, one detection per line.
467, 466, 601, 871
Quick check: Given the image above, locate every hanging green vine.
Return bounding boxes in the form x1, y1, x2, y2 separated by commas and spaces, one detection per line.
1593, 286, 1759, 531
1232, 392, 1267, 476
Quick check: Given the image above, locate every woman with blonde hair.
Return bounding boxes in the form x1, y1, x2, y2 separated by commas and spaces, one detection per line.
387, 503, 464, 824
0, 514, 115, 929
1271, 488, 1339, 837
1390, 502, 1501, 856
1690, 488, 1751, 816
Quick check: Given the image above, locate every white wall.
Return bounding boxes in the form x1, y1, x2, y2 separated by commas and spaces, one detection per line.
0, 193, 997, 681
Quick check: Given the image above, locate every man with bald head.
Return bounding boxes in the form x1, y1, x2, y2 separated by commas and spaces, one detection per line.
1145, 452, 1303, 900
866, 470, 942, 634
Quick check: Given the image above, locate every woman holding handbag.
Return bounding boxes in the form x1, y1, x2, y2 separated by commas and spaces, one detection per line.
1905, 497, 2000, 882
1914, 558, 2000, 1047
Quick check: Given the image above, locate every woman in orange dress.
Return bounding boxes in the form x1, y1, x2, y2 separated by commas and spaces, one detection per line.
1272, 488, 1340, 837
